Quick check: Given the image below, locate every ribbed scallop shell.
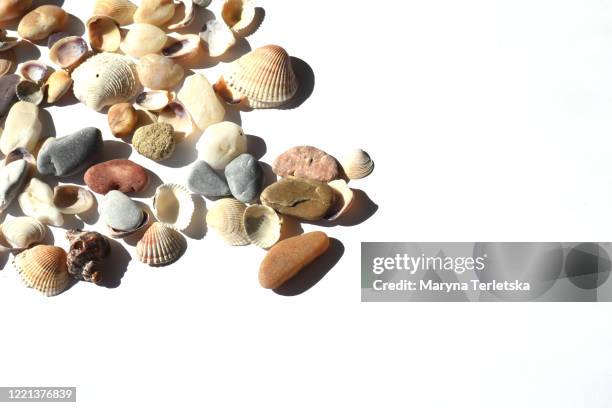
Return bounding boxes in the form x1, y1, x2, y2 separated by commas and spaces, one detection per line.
341, 149, 374, 180
152, 183, 194, 231
243, 204, 281, 249
136, 222, 186, 266
0, 216, 46, 251
205, 198, 249, 245
93, 0, 138, 26
71, 52, 140, 111
214, 45, 298, 109
14, 245, 72, 296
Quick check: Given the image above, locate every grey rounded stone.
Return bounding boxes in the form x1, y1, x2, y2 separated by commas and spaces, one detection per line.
100, 190, 144, 231
37, 127, 103, 177
0, 74, 19, 118
187, 160, 230, 197
225, 153, 263, 203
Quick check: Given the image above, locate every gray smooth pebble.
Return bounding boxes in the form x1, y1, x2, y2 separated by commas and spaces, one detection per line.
0, 74, 19, 118
100, 190, 144, 231
224, 153, 263, 203
37, 127, 103, 177
187, 160, 231, 197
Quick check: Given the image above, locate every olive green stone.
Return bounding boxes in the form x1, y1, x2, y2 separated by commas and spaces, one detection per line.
132, 123, 175, 161
260, 177, 334, 221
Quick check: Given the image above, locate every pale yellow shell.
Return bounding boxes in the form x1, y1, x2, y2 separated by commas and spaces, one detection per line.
157, 101, 197, 142
243, 204, 281, 249
221, 0, 256, 35
152, 183, 194, 231
341, 149, 374, 180
205, 198, 249, 246
214, 45, 298, 109
45, 70, 73, 104
134, 90, 174, 112
87, 15, 121, 52
0, 216, 46, 251
326, 180, 354, 221
14, 245, 72, 296
136, 222, 185, 266
53, 185, 95, 215
93, 0, 138, 26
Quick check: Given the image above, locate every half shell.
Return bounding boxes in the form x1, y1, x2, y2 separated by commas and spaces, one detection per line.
4, 147, 35, 170
152, 183, 194, 231
341, 149, 374, 180
87, 16, 121, 52
18, 178, 64, 227
108, 208, 149, 238
14, 245, 72, 296
157, 101, 197, 141
326, 179, 354, 221
205, 198, 249, 246
71, 52, 141, 111
199, 19, 236, 58
168, 0, 195, 30
0, 50, 14, 77
15, 80, 43, 106
53, 184, 95, 214
243, 204, 281, 249
136, 222, 185, 266
162, 34, 200, 59
221, 0, 256, 36
93, 0, 138, 26
19, 60, 50, 84
49, 36, 89, 70
0, 216, 46, 252
214, 45, 298, 109
45, 70, 73, 104
134, 90, 174, 111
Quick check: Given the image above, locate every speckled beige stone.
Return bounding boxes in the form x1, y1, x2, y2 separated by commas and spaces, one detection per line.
132, 123, 175, 161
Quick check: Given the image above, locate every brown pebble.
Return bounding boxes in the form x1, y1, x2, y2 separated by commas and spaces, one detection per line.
259, 231, 330, 289
0, 0, 32, 23
260, 177, 334, 221
84, 159, 149, 195
17, 5, 68, 41
108, 103, 138, 137
273, 146, 339, 182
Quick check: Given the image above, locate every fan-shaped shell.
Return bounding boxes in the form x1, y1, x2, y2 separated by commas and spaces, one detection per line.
221, 0, 257, 36
243, 204, 281, 249
205, 198, 249, 245
152, 183, 194, 231
326, 180, 354, 221
341, 149, 374, 180
71, 52, 141, 111
136, 222, 185, 266
213, 45, 298, 109
49, 36, 89, 69
53, 184, 95, 214
0, 216, 46, 252
16, 80, 43, 105
14, 245, 72, 296
93, 0, 137, 26
87, 15, 121, 52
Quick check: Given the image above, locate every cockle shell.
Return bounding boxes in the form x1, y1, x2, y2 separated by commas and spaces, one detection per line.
134, 0, 175, 27
214, 45, 298, 109
15, 80, 43, 105
19, 60, 50, 84
326, 179, 354, 221
161, 34, 200, 59
53, 184, 95, 215
18, 178, 64, 227
87, 15, 121, 52
0, 101, 42, 155
49, 36, 89, 69
205, 198, 249, 246
243, 204, 281, 249
14, 245, 72, 296
0, 49, 14, 77
152, 183, 194, 231
93, 0, 137, 26
341, 149, 374, 180
157, 101, 197, 141
0, 216, 45, 252
168, 0, 195, 30
134, 90, 174, 111
136, 222, 185, 266
66, 229, 111, 284
0, 159, 29, 212
71, 52, 141, 111
221, 0, 257, 36
199, 19, 236, 58
45, 70, 72, 104
120, 24, 168, 58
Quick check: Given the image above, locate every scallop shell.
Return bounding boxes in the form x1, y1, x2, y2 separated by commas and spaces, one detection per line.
87, 15, 121, 52
93, 0, 138, 26
221, 0, 257, 36
157, 101, 197, 142
19, 60, 50, 84
71, 52, 141, 111
18, 178, 64, 227
136, 222, 185, 266
199, 19, 236, 58
0, 216, 46, 252
161, 34, 200, 59
341, 149, 374, 180
108, 209, 150, 238
152, 183, 194, 231
0, 49, 14, 77
243, 204, 281, 249
16, 80, 43, 106
134, 90, 174, 112
49, 36, 89, 70
205, 198, 249, 245
53, 184, 95, 215
326, 180, 354, 221
45, 70, 73, 104
14, 245, 72, 296
168, 0, 195, 30
214, 45, 298, 109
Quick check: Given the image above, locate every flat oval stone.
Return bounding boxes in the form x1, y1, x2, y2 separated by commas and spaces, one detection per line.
84, 159, 149, 195
100, 190, 144, 231
260, 177, 334, 221
0, 74, 19, 117
18, 5, 68, 41
187, 160, 230, 197
0, 101, 42, 155
132, 123, 175, 161
225, 153, 263, 203
37, 127, 103, 177
273, 146, 339, 182
259, 231, 330, 289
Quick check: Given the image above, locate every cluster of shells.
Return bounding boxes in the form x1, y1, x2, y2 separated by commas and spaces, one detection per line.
0, 0, 374, 297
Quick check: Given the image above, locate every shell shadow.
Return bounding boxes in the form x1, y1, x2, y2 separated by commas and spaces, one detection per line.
246, 134, 266, 159
278, 215, 303, 241
280, 57, 315, 110
53, 87, 79, 107
97, 237, 131, 288
302, 188, 379, 228
183, 194, 207, 240
214, 36, 252, 64
59, 215, 84, 231
160, 138, 198, 168
38, 107, 56, 140
132, 168, 163, 199
224, 104, 242, 125
259, 162, 277, 191
99, 140, 133, 161
65, 14, 85, 37
77, 197, 100, 225
273, 237, 344, 296
33, 0, 64, 7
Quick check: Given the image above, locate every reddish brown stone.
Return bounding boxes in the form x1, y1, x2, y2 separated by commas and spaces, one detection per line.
272, 146, 339, 182
84, 159, 149, 194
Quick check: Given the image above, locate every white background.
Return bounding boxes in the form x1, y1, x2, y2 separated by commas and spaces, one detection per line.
1, 0, 612, 406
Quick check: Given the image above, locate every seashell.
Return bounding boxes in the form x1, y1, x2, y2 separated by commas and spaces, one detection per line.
157, 101, 197, 142
0, 0, 33, 23
0, 216, 45, 252
199, 19, 236, 58
45, 70, 72, 104
18, 178, 64, 227
0, 101, 42, 155
19, 60, 50, 84
0, 33, 19, 52
193, 0, 211, 7
214, 45, 298, 109
326, 179, 354, 221
17, 5, 68, 42
0, 49, 15, 77
66, 229, 111, 284
168, 0, 195, 30
135, 53, 184, 90
87, 16, 121, 52
49, 36, 89, 70
108, 209, 149, 238
14, 245, 72, 296
120, 23, 168, 58
243, 204, 281, 249
341, 149, 374, 180
4, 147, 35, 171
15, 80, 43, 106
221, 0, 256, 36
134, 90, 174, 112
152, 183, 194, 231
93, 0, 137, 26
53, 185, 95, 215
161, 34, 200, 59
0, 159, 29, 213
136, 222, 185, 266
71, 52, 141, 111
134, 0, 175, 27
47, 31, 70, 48
205, 198, 249, 246
177, 73, 224, 133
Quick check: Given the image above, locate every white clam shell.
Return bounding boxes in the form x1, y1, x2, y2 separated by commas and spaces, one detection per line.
134, 90, 174, 112
243, 204, 281, 249
221, 0, 257, 36
152, 183, 194, 231
205, 198, 249, 246
168, 0, 195, 30
13, 245, 72, 296
157, 101, 197, 142
0, 216, 46, 252
0, 101, 43, 155
199, 19, 236, 58
18, 178, 64, 227
53, 184, 95, 215
341, 149, 374, 180
19, 60, 50, 83
49, 36, 89, 69
136, 222, 186, 266
326, 179, 354, 221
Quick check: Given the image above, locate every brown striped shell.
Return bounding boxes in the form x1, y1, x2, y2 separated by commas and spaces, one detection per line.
136, 222, 185, 266
14, 245, 72, 296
